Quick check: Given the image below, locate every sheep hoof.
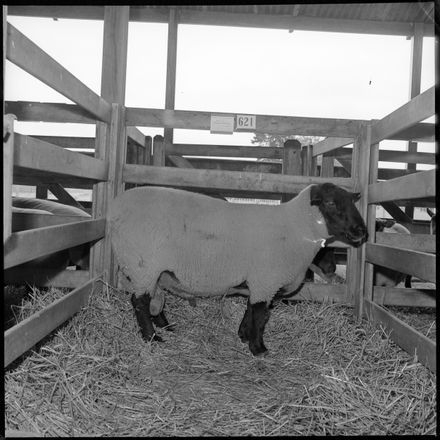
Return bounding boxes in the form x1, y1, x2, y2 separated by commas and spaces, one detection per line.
254, 350, 269, 358
142, 332, 163, 343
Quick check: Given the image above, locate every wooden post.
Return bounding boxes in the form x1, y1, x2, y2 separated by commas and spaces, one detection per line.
363, 141, 379, 307
163, 8, 178, 165
3, 114, 15, 244
144, 136, 152, 165
102, 104, 127, 285
36, 185, 48, 199
90, 5, 129, 280
321, 152, 334, 178
281, 138, 301, 202
153, 134, 165, 166
405, 23, 423, 220
346, 123, 371, 317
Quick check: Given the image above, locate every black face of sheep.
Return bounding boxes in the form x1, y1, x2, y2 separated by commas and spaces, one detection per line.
310, 183, 368, 247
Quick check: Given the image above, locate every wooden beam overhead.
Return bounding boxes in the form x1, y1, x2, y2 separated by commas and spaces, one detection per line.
7, 6, 434, 36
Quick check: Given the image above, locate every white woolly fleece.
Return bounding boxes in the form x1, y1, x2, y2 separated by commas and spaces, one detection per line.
108, 185, 331, 305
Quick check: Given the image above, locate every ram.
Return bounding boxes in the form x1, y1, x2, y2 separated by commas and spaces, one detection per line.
108, 183, 368, 356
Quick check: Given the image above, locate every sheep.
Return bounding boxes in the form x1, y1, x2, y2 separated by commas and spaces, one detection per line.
108, 183, 368, 356
10, 197, 90, 270
374, 220, 412, 288
427, 208, 436, 234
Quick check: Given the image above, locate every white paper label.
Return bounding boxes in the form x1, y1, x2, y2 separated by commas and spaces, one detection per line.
236, 114, 256, 130
210, 115, 234, 134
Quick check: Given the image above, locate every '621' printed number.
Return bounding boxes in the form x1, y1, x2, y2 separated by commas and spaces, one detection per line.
236, 114, 256, 130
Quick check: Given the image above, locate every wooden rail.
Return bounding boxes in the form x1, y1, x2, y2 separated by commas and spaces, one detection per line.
371, 86, 435, 144
126, 107, 365, 137
365, 243, 435, 283
4, 267, 90, 289
368, 169, 435, 203
14, 134, 107, 181
6, 24, 111, 123
123, 164, 353, 194
363, 299, 436, 373
4, 277, 99, 367
4, 218, 106, 269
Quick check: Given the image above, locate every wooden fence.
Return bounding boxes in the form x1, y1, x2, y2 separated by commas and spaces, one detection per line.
3, 7, 435, 373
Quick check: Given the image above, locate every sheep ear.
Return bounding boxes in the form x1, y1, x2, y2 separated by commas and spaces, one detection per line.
310, 185, 322, 206
352, 192, 361, 202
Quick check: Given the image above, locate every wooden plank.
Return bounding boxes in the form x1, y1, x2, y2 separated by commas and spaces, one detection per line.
3, 114, 15, 243
321, 153, 334, 178
285, 283, 347, 303
4, 218, 106, 269
312, 137, 352, 157
153, 135, 165, 166
379, 201, 413, 224
368, 169, 435, 203
334, 146, 435, 165
371, 86, 434, 144
8, 5, 433, 36
127, 126, 146, 148
47, 183, 85, 209
4, 277, 99, 367
6, 23, 111, 122
376, 232, 435, 253
366, 243, 435, 283
373, 287, 435, 308
12, 212, 89, 232
10, 100, 432, 145
5, 101, 96, 124
180, 157, 281, 174
126, 107, 364, 138
123, 164, 353, 194
167, 143, 282, 159
168, 154, 195, 168
14, 134, 107, 181
33, 135, 95, 150
392, 122, 435, 142
4, 268, 90, 289
363, 299, 436, 373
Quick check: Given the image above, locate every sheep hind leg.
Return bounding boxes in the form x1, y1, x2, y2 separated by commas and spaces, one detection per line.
130, 293, 163, 342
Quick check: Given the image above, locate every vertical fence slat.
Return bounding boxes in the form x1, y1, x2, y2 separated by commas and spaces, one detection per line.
3, 114, 15, 243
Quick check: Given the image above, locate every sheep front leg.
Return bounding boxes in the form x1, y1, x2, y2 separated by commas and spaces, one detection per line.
130, 293, 163, 342
238, 298, 252, 343
238, 299, 270, 356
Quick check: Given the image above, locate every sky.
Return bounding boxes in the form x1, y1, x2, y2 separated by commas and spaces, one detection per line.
5, 13, 436, 211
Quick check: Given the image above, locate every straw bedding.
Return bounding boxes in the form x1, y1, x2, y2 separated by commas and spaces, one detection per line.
4, 283, 436, 436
